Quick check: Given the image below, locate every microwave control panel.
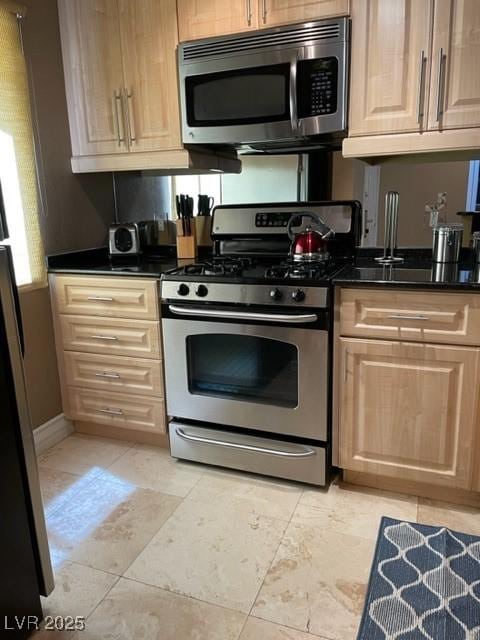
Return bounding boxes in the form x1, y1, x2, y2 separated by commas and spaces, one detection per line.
297, 57, 338, 118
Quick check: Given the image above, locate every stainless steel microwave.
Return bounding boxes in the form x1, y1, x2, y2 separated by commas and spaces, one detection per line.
178, 17, 349, 152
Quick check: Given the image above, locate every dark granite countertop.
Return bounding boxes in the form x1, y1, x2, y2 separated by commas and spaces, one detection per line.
46, 246, 184, 278
333, 248, 480, 291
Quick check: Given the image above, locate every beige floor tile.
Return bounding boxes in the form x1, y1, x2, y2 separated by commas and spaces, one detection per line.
31, 560, 118, 639
38, 467, 89, 517
79, 577, 246, 640
252, 523, 375, 640
186, 469, 303, 521
125, 497, 287, 613
38, 434, 132, 477
107, 444, 204, 497
42, 559, 118, 618
296, 481, 417, 540
417, 498, 480, 536
240, 616, 326, 639
47, 477, 180, 574
31, 629, 77, 639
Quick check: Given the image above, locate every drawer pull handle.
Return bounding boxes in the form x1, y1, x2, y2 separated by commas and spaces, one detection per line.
95, 372, 121, 379
175, 427, 316, 459
387, 314, 430, 321
91, 335, 119, 341
98, 408, 123, 416
87, 296, 114, 302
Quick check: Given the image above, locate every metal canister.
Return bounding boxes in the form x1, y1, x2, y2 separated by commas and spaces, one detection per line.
432, 223, 463, 263
473, 231, 480, 263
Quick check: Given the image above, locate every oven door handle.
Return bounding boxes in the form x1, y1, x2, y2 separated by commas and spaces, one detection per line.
168, 304, 318, 324
175, 427, 316, 459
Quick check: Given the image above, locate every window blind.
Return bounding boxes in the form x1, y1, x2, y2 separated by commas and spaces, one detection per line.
0, 1, 46, 287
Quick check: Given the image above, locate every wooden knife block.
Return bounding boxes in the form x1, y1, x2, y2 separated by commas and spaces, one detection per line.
176, 219, 197, 259
195, 216, 213, 246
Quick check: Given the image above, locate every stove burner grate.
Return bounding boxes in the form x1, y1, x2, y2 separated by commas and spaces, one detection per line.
265, 260, 331, 280
183, 257, 253, 277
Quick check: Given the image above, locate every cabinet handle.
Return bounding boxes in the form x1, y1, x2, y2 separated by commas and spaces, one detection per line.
262, 0, 267, 23
98, 408, 123, 416
387, 314, 430, 321
245, 0, 252, 25
343, 350, 348, 383
416, 49, 426, 124
90, 335, 119, 341
87, 296, 114, 302
95, 372, 121, 379
436, 47, 446, 122
124, 88, 136, 144
114, 90, 125, 146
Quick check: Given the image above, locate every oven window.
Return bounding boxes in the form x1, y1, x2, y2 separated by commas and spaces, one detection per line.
186, 64, 290, 127
186, 334, 298, 408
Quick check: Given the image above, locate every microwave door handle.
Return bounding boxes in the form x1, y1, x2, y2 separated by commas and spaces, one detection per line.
289, 53, 300, 132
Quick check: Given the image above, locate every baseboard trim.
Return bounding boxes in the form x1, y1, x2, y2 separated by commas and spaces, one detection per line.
33, 413, 74, 455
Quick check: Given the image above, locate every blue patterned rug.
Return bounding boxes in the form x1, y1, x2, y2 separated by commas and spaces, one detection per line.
357, 517, 480, 639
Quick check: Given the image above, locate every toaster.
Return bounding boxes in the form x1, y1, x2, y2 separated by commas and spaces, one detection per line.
109, 221, 158, 256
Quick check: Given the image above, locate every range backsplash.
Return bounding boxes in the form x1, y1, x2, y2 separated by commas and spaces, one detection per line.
113, 171, 175, 244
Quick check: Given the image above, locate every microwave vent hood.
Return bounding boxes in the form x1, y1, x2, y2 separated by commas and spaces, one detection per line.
178, 18, 349, 152
180, 20, 345, 62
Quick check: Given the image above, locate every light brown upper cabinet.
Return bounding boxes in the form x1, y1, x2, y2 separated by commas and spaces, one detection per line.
427, 0, 480, 131
349, 0, 434, 136
117, 0, 181, 152
58, 1, 126, 156
177, 0, 349, 42
58, 0, 181, 158
177, 0, 258, 41
348, 0, 480, 140
260, 0, 349, 28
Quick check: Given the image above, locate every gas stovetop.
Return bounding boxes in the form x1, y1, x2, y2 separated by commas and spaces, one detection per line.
161, 256, 346, 309
164, 256, 345, 284
161, 201, 359, 309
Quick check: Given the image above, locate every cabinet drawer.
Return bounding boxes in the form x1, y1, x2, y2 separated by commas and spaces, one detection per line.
67, 387, 166, 434
59, 315, 161, 359
340, 288, 480, 345
52, 275, 159, 320
64, 351, 164, 397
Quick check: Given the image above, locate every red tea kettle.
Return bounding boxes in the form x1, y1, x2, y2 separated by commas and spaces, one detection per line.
287, 212, 334, 262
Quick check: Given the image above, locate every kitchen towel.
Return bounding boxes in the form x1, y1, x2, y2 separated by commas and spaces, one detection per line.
357, 516, 480, 639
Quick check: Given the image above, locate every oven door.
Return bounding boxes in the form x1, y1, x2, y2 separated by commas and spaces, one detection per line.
179, 39, 346, 146
162, 315, 328, 441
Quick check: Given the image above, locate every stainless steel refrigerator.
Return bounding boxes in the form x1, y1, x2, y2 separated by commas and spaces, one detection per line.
0, 182, 54, 638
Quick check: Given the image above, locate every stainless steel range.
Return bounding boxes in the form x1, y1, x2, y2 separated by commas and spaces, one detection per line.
161, 201, 360, 485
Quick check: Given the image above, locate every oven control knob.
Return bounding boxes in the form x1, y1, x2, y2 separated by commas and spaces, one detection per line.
195, 284, 208, 297
177, 284, 190, 296
292, 289, 306, 302
270, 288, 283, 301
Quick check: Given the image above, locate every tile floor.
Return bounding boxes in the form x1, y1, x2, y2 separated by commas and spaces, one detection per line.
33, 433, 479, 639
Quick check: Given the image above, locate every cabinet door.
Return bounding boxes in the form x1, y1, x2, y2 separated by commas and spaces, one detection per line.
428, 0, 480, 130
260, 0, 349, 28
58, 0, 127, 156
338, 338, 479, 489
349, 0, 433, 136
118, 0, 182, 151
177, 0, 256, 42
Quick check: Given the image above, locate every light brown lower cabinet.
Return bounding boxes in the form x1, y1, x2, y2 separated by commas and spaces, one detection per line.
67, 387, 166, 435
338, 337, 480, 489
49, 273, 167, 443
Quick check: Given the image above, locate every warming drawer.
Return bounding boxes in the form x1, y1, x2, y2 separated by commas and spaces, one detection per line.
170, 422, 326, 485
